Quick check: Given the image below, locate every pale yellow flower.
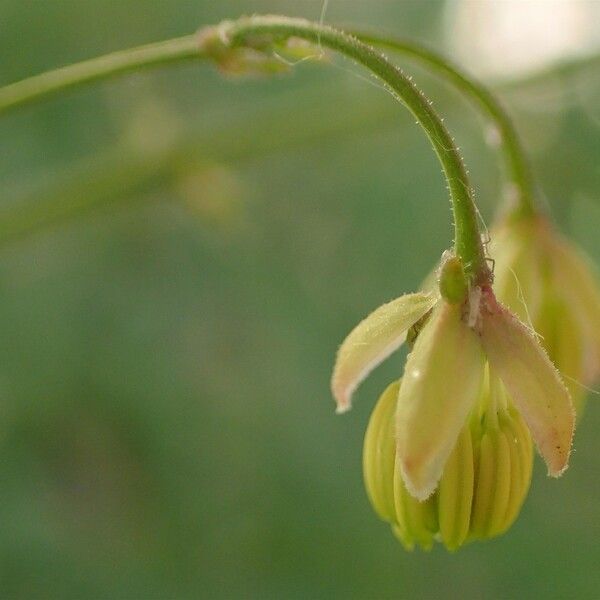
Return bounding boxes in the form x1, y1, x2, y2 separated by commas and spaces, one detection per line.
491, 214, 600, 414
332, 258, 574, 549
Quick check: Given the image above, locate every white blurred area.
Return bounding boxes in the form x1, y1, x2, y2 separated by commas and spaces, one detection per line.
445, 0, 600, 79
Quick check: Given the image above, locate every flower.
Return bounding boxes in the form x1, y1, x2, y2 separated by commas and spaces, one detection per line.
332, 254, 574, 548
491, 214, 600, 414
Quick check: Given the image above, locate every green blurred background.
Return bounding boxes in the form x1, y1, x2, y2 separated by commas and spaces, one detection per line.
1, 1, 599, 598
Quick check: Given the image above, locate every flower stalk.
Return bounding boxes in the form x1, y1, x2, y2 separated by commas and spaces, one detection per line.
220, 15, 490, 283
0, 24, 539, 220
0, 15, 492, 283
0, 15, 596, 227
351, 31, 537, 217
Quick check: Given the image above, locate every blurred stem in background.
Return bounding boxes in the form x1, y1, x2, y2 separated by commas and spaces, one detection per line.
497, 51, 600, 95
1, 16, 599, 254
0, 84, 399, 246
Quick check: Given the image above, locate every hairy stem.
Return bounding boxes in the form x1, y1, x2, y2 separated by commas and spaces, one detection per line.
0, 15, 494, 281
1, 16, 596, 223
220, 15, 489, 281
2, 17, 595, 230
351, 31, 537, 217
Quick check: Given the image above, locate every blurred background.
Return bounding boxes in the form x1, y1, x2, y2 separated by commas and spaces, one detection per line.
1, 1, 599, 598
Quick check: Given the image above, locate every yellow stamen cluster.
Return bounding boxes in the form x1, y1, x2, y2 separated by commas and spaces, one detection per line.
363, 379, 533, 551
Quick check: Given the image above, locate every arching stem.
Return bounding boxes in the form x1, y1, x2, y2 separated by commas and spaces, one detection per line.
0, 15, 491, 283
350, 31, 537, 218
219, 15, 490, 283
2, 17, 598, 224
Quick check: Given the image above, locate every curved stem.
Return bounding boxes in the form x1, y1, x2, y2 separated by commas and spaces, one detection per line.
1, 21, 597, 224
0, 27, 537, 220
221, 16, 489, 282
351, 32, 537, 218
0, 15, 490, 281
0, 36, 201, 115
1, 21, 594, 225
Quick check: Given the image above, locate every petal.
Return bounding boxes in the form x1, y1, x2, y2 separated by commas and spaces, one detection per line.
550, 235, 600, 382
493, 240, 545, 325
396, 301, 485, 501
331, 292, 437, 413
481, 297, 574, 477
489, 219, 545, 324
536, 294, 587, 415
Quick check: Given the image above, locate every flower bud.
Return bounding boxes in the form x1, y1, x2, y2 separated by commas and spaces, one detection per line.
491, 215, 600, 415
363, 377, 533, 551
177, 162, 244, 229
438, 252, 468, 304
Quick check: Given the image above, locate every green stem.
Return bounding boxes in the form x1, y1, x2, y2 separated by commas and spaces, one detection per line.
1, 20, 589, 227
0, 36, 200, 114
351, 31, 537, 218
1, 21, 597, 223
0, 15, 490, 281
221, 15, 489, 282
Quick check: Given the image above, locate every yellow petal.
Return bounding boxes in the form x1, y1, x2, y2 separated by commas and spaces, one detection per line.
481, 295, 574, 477
396, 301, 484, 500
331, 292, 437, 413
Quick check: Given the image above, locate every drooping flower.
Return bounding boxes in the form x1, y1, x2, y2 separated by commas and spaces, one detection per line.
332, 254, 574, 549
491, 214, 600, 414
